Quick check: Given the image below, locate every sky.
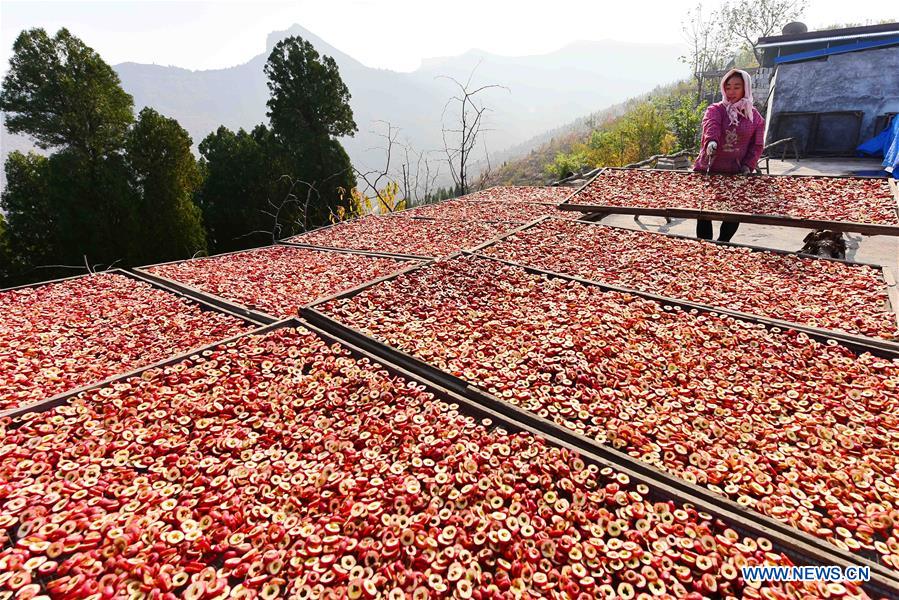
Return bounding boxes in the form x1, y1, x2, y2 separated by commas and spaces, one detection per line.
1, 0, 896, 75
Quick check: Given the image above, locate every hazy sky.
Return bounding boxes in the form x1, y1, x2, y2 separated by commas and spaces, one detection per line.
1, 0, 896, 75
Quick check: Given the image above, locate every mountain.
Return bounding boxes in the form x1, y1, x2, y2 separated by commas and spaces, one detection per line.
2, 24, 687, 190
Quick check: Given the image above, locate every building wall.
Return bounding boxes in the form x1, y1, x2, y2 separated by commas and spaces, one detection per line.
768, 45, 899, 144
752, 67, 776, 111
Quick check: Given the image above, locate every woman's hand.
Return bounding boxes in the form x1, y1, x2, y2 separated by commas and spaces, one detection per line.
707, 141, 718, 155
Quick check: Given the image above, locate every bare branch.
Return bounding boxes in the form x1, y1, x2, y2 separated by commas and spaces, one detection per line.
34, 264, 93, 271
720, 0, 806, 64
437, 66, 509, 196
352, 120, 407, 212
681, 2, 734, 104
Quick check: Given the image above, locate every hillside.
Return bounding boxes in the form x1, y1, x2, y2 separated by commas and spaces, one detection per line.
485, 81, 689, 185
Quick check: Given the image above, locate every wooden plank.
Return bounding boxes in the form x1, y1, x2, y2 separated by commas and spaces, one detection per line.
465, 218, 547, 254
278, 241, 433, 261
558, 203, 899, 236
1, 320, 283, 421
888, 286, 899, 333
562, 168, 899, 235
300, 259, 432, 309
559, 167, 606, 205
884, 267, 897, 287
133, 267, 279, 325
890, 178, 899, 218
886, 267, 899, 332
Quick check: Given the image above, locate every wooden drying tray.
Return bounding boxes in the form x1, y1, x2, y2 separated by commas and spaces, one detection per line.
559, 168, 899, 236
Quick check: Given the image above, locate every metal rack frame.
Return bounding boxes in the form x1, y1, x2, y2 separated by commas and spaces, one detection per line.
301, 255, 899, 583
468, 215, 899, 342
11, 314, 893, 592
279, 215, 455, 260
0, 268, 258, 327
0, 269, 261, 418
136, 244, 420, 322
558, 168, 899, 236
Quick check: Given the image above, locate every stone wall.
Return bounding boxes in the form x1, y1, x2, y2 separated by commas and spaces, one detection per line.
752, 67, 776, 110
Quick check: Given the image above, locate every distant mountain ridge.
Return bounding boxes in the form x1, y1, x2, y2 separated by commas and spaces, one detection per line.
2, 24, 687, 189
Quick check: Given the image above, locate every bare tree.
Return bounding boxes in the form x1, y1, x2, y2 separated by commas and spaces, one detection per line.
402, 145, 443, 206
31, 255, 122, 277
681, 3, 733, 105
355, 121, 404, 213
438, 63, 508, 196
355, 121, 444, 211
721, 0, 807, 65
234, 176, 317, 244
237, 168, 351, 244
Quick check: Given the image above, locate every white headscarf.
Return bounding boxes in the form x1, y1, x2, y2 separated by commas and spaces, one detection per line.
720, 68, 755, 127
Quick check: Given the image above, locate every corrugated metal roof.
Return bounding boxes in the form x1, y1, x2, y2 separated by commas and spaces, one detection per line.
773, 35, 899, 63
757, 21, 899, 46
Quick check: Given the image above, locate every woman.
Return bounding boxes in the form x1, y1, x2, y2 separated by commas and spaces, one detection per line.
693, 68, 765, 242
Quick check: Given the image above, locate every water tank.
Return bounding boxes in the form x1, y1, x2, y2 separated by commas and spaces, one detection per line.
782, 22, 809, 35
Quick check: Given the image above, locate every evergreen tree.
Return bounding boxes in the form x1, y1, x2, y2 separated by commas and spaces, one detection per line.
1, 28, 138, 273
197, 125, 291, 252
0, 28, 134, 159
0, 214, 12, 284
264, 37, 357, 142
126, 108, 206, 263
1, 152, 56, 271
1, 149, 135, 276
201, 35, 359, 251
264, 36, 357, 226
1, 28, 208, 279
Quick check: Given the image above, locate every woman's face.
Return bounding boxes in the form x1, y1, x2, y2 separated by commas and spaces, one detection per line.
725, 75, 745, 102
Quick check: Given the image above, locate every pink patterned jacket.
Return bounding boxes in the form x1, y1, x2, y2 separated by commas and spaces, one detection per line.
693, 102, 765, 174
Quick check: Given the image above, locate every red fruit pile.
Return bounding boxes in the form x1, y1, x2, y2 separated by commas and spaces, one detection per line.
455, 186, 574, 204
0, 326, 845, 599
146, 245, 413, 319
0, 273, 251, 411
399, 200, 581, 224
322, 256, 899, 570
289, 216, 508, 257
568, 169, 899, 226
479, 218, 898, 340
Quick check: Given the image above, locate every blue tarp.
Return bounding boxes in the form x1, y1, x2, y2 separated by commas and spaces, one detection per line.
857, 117, 899, 178
775, 36, 899, 64
886, 117, 899, 177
